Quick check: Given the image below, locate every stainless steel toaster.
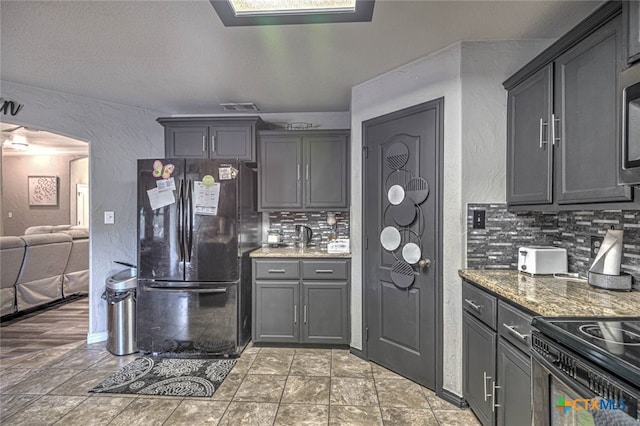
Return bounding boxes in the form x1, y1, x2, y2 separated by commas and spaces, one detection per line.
518, 246, 567, 275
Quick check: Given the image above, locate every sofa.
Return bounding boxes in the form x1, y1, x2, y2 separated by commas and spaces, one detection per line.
0, 225, 89, 317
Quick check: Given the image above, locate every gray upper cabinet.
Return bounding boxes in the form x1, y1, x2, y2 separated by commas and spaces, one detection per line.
305, 135, 349, 209
504, 3, 638, 211
555, 16, 631, 204
626, 0, 640, 63
506, 65, 553, 205
258, 130, 349, 211
158, 117, 264, 161
258, 134, 303, 209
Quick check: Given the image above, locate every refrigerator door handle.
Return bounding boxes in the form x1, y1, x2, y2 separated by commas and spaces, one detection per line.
186, 179, 194, 262
144, 286, 228, 294
177, 178, 185, 262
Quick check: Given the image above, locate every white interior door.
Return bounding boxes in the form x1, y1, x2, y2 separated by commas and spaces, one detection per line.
76, 183, 89, 227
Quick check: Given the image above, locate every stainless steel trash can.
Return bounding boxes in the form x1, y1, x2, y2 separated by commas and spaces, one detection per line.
103, 267, 137, 355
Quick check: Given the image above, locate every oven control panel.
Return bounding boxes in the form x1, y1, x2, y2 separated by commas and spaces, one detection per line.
532, 331, 640, 422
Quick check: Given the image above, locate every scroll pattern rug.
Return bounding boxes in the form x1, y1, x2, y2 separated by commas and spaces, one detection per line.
90, 357, 236, 397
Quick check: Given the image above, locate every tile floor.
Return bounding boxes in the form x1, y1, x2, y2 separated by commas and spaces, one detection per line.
0, 299, 480, 425
0, 342, 480, 425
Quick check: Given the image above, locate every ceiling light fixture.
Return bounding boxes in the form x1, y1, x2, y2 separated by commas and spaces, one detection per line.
211, 0, 374, 26
3, 133, 29, 151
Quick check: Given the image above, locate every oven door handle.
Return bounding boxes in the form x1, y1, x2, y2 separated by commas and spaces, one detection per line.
502, 323, 530, 343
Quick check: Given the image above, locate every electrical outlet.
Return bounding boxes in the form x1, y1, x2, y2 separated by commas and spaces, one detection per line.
590, 235, 604, 258
472, 210, 486, 229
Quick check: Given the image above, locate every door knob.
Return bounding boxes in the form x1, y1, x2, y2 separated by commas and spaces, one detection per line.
418, 258, 431, 268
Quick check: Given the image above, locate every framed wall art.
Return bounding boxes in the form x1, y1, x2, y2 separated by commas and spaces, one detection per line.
28, 176, 58, 206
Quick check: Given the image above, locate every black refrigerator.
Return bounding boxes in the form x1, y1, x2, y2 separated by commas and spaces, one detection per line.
136, 158, 259, 357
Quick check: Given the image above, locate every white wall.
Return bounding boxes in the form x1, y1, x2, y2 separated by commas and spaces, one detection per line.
350, 40, 551, 396
0, 79, 351, 342
1, 80, 165, 342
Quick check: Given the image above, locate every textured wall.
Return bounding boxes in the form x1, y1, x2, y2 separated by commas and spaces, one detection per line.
467, 203, 640, 287
1, 80, 166, 341
351, 40, 552, 397
2, 154, 85, 235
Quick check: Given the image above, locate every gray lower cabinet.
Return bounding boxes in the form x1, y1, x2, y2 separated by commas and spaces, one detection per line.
462, 280, 532, 426
463, 312, 496, 426
505, 5, 636, 210
258, 130, 349, 211
254, 281, 300, 343
158, 117, 264, 161
496, 339, 531, 426
252, 258, 350, 345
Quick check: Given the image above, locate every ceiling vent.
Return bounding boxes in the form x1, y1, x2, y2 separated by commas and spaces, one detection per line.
220, 102, 260, 112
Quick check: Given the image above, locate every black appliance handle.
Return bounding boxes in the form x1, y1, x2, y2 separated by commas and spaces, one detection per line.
144, 286, 228, 294
177, 178, 185, 262
186, 179, 194, 262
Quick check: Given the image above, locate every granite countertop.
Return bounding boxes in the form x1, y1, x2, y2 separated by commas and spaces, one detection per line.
459, 269, 640, 317
250, 247, 352, 258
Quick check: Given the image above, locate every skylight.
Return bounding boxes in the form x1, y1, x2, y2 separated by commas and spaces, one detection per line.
228, 0, 357, 16
211, 0, 374, 26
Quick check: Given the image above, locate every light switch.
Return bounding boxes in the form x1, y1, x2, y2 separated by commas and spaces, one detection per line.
8, 212, 12, 218
104, 211, 115, 225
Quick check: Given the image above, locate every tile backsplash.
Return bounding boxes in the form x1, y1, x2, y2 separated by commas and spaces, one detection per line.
266, 211, 350, 248
467, 203, 640, 285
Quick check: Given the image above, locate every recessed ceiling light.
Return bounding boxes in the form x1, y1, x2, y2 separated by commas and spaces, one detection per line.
211, 0, 374, 26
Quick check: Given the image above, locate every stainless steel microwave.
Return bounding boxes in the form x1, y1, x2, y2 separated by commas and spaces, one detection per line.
620, 62, 640, 185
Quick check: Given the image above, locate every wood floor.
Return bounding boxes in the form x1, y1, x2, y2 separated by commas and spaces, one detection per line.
0, 297, 89, 361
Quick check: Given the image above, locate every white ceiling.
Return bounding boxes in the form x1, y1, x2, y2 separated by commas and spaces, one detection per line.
1, 122, 88, 156
0, 0, 603, 115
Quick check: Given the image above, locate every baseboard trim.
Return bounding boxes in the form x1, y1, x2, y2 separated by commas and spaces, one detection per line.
349, 346, 367, 360
438, 388, 468, 408
87, 331, 107, 344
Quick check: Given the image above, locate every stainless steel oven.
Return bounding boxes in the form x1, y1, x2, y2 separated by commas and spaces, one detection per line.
620, 63, 640, 185
531, 317, 640, 425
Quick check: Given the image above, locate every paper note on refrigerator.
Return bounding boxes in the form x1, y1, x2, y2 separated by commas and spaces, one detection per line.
194, 181, 220, 216
147, 187, 175, 210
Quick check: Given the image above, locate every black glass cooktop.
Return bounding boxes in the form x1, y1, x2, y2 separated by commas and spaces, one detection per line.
532, 317, 640, 388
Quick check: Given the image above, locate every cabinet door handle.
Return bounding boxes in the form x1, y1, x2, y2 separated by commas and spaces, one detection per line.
297, 164, 301, 181
304, 305, 307, 323
483, 371, 491, 402
268, 269, 286, 273
306, 164, 309, 181
315, 269, 334, 274
294, 305, 297, 324
492, 381, 501, 412
502, 323, 529, 343
539, 118, 548, 149
551, 113, 560, 146
202, 135, 206, 152
211, 135, 216, 152
464, 299, 482, 313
